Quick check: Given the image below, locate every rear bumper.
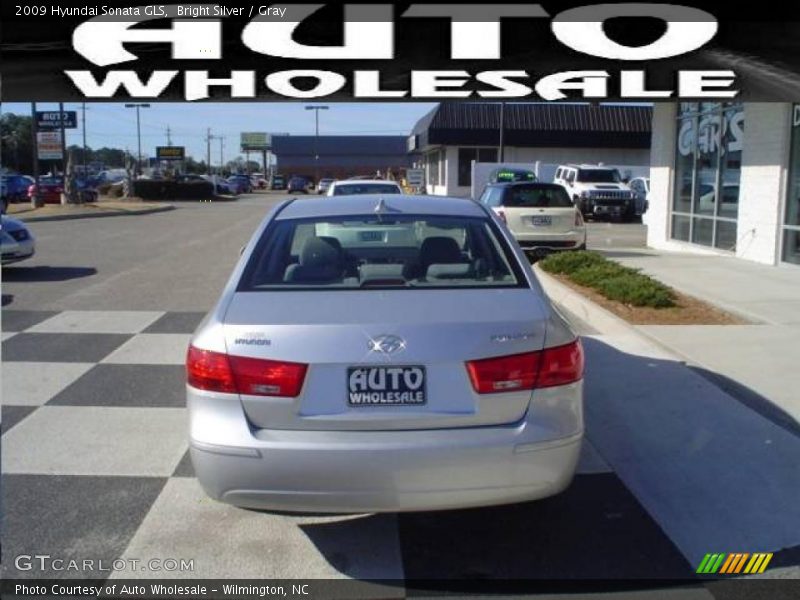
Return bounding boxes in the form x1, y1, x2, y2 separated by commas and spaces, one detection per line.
512, 230, 586, 253
188, 382, 583, 512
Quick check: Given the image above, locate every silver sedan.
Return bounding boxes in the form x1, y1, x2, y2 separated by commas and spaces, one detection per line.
1, 215, 36, 265
187, 194, 584, 512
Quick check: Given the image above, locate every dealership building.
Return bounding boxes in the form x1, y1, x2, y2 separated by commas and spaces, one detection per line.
647, 103, 800, 266
271, 135, 411, 181
408, 102, 652, 197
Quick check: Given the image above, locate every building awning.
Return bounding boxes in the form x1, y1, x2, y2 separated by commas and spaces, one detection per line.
409, 103, 652, 151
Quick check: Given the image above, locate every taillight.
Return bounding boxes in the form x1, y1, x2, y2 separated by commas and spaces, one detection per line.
466, 351, 540, 394
537, 340, 584, 388
186, 346, 236, 393
466, 340, 584, 394
186, 345, 307, 397
575, 210, 584, 227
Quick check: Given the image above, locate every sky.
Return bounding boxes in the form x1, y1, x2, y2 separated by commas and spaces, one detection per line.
0, 102, 438, 166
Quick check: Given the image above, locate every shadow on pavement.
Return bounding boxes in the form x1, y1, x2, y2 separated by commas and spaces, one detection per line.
2, 294, 12, 306
2, 266, 96, 282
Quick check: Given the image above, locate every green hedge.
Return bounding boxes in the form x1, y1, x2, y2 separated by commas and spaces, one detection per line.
539, 250, 676, 308
132, 180, 214, 200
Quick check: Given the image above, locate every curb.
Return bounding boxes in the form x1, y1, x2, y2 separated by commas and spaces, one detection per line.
533, 263, 695, 362
12, 204, 175, 223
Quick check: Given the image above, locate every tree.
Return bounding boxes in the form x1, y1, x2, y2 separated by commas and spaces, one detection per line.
93, 147, 127, 168
1, 114, 34, 174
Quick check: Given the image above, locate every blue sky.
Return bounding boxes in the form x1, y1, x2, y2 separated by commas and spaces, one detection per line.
1, 102, 437, 165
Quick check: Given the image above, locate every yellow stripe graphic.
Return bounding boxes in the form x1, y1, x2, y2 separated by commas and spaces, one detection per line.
720, 553, 736, 574
758, 553, 773, 573
733, 553, 749, 573
744, 554, 761, 574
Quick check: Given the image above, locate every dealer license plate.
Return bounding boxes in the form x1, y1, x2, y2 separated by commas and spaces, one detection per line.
347, 366, 426, 406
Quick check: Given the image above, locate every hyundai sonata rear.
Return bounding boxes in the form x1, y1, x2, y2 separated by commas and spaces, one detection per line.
187, 195, 584, 512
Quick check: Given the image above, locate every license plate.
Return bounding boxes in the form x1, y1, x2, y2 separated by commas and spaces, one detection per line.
359, 231, 384, 242
530, 216, 552, 226
347, 366, 426, 406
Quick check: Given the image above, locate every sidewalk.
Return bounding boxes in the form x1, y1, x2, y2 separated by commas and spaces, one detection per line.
552, 247, 800, 426
5, 200, 174, 222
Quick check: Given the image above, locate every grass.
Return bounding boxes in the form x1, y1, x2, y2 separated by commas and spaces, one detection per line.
538, 251, 677, 309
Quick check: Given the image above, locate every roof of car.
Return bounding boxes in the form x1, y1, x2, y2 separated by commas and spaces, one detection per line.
486, 181, 564, 188
332, 179, 401, 186
278, 194, 486, 220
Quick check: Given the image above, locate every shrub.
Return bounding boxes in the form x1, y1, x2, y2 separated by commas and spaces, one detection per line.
132, 180, 214, 200
539, 250, 676, 308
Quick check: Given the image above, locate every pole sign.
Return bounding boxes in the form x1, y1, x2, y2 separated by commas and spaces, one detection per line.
240, 132, 271, 152
36, 111, 77, 129
156, 146, 185, 160
406, 168, 425, 187
37, 131, 63, 160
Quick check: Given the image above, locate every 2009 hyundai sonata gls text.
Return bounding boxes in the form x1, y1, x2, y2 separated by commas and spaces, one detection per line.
187, 194, 584, 512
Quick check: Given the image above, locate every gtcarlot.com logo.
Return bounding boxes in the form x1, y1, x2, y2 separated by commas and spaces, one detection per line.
14, 554, 195, 572
696, 552, 773, 575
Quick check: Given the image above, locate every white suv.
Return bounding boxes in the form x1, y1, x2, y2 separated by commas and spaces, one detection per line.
554, 165, 642, 222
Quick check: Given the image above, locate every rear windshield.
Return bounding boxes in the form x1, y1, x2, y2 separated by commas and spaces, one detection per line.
504, 185, 574, 208
239, 214, 525, 290
332, 184, 401, 195
577, 169, 621, 183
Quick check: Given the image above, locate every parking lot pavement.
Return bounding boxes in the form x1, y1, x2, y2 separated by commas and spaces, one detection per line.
586, 221, 647, 250
2, 203, 796, 589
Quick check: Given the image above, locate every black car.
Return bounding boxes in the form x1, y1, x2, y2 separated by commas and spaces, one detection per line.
269, 174, 286, 190
488, 168, 537, 184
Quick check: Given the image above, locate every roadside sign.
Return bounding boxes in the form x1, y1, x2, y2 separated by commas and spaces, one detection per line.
36, 111, 77, 129
156, 146, 185, 161
406, 168, 425, 187
36, 131, 63, 160
241, 132, 271, 151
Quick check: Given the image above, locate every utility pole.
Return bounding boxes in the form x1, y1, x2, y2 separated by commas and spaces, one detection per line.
59, 102, 67, 176
305, 105, 328, 185
30, 102, 42, 208
218, 136, 224, 174
166, 126, 172, 146
124, 103, 150, 175
81, 102, 88, 175
206, 128, 212, 174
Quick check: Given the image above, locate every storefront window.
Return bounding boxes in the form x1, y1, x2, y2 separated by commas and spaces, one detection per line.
783, 104, 800, 264
426, 150, 442, 187
458, 148, 498, 187
671, 103, 743, 250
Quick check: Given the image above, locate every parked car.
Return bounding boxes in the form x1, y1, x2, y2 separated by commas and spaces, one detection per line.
250, 173, 268, 189
27, 177, 98, 204
198, 175, 234, 195
628, 176, 650, 217
227, 175, 252, 194
317, 178, 335, 195
479, 182, 586, 258
327, 179, 403, 196
269, 174, 286, 190
1, 175, 35, 208
1, 215, 36, 264
186, 194, 585, 512
553, 164, 640, 222
287, 177, 310, 194
488, 168, 537, 184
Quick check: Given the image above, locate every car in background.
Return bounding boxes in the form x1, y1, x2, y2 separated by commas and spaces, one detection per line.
197, 175, 234, 195
327, 179, 403, 196
554, 164, 640, 222
186, 194, 584, 512
317, 178, 335, 194
480, 182, 586, 258
287, 177, 311, 194
2, 175, 35, 208
250, 173, 268, 189
227, 175, 252, 194
488, 168, 537, 184
269, 174, 286, 190
629, 177, 650, 217
27, 176, 98, 204
1, 215, 35, 264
